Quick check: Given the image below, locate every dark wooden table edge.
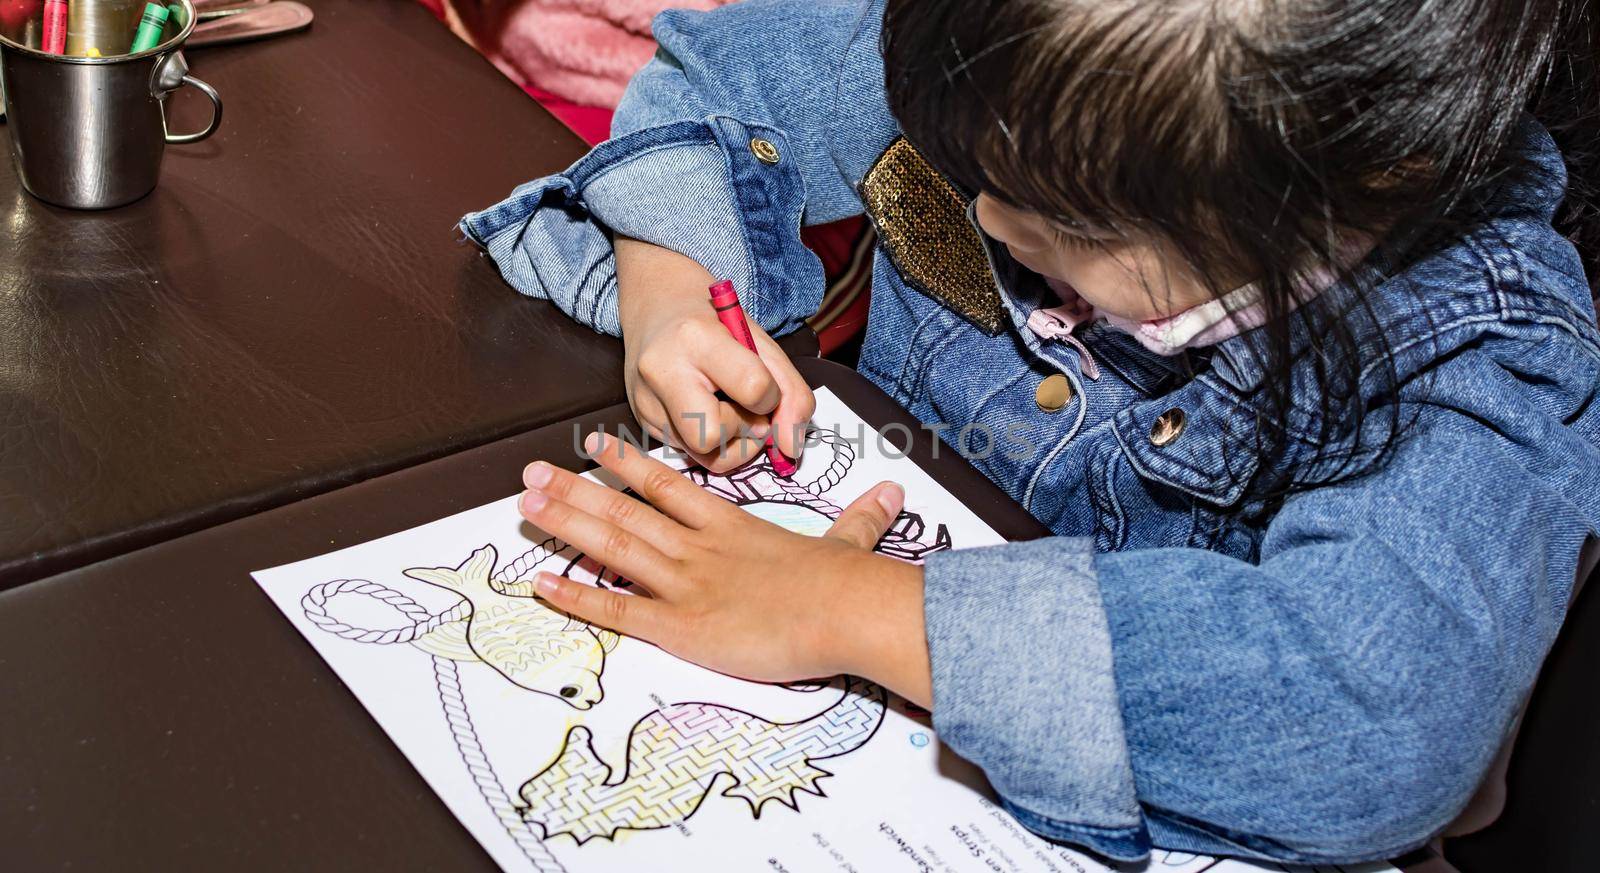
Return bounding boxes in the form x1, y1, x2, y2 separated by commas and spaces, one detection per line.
1, 349, 1011, 615
0, 329, 817, 591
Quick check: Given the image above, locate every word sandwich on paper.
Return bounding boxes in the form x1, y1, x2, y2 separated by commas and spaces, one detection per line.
253, 388, 1395, 873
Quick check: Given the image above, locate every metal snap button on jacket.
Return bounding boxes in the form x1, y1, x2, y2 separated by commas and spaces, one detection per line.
1035, 374, 1074, 412
1150, 408, 1187, 446
749, 137, 781, 164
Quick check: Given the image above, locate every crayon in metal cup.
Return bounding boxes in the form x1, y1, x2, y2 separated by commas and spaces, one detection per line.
41, 0, 68, 55
130, 3, 169, 53
0, 0, 223, 209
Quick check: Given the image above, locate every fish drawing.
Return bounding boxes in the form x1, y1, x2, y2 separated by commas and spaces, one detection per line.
404, 544, 619, 709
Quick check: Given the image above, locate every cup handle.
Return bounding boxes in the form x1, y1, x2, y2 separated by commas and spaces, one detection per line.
151, 53, 223, 145
164, 75, 224, 145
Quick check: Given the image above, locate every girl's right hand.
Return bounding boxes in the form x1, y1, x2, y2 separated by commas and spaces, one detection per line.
615, 237, 815, 473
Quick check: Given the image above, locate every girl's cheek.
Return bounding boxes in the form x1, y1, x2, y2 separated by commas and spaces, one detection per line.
1064, 245, 1211, 322
1057, 251, 1167, 321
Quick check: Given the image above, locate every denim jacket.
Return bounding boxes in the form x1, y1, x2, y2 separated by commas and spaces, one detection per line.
461, 0, 1600, 864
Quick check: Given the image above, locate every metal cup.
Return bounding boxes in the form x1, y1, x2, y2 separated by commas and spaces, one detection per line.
0, 0, 223, 209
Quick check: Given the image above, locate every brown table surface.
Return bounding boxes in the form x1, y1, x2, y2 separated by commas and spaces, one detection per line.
0, 0, 644, 587
0, 357, 1052, 871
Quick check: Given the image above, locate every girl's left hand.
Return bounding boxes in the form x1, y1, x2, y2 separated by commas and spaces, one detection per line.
518, 432, 933, 707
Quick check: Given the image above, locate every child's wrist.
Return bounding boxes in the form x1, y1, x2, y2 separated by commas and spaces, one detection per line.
827, 555, 934, 708
615, 236, 717, 329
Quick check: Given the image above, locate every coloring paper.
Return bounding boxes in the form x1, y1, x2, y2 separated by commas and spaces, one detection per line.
253, 388, 1393, 873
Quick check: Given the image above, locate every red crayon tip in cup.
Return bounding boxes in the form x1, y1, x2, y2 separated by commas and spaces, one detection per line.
708, 279, 797, 478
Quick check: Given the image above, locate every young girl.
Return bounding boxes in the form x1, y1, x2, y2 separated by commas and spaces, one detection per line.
461, 0, 1600, 864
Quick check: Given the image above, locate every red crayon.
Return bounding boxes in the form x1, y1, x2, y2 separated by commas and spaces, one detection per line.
42, 0, 67, 54
708, 279, 798, 478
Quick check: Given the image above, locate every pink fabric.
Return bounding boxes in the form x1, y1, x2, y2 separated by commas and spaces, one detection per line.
1031, 274, 1276, 357
1031, 243, 1368, 357
448, 0, 730, 108
1099, 288, 1272, 356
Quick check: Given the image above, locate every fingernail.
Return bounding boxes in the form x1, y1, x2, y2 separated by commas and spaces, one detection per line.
535, 573, 560, 596
876, 483, 904, 515
748, 421, 771, 439
524, 462, 554, 489
583, 432, 607, 456
520, 490, 547, 514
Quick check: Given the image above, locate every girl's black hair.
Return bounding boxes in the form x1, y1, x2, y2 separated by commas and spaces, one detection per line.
882, 0, 1598, 503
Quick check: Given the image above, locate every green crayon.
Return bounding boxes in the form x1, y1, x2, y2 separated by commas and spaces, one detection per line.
129, 2, 170, 53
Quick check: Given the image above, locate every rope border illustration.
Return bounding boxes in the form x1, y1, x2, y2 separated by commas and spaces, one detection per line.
302, 579, 566, 872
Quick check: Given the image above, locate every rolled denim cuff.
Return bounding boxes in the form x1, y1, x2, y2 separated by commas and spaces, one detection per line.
923, 537, 1150, 861
460, 171, 626, 336
583, 144, 753, 312
460, 119, 825, 338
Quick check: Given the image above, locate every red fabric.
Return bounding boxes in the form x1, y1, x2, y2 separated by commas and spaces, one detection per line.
522, 85, 618, 147
815, 283, 872, 355
804, 218, 873, 355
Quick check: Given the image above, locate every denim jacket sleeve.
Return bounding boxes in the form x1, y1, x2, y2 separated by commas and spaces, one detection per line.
458, 0, 889, 337
922, 393, 1595, 864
